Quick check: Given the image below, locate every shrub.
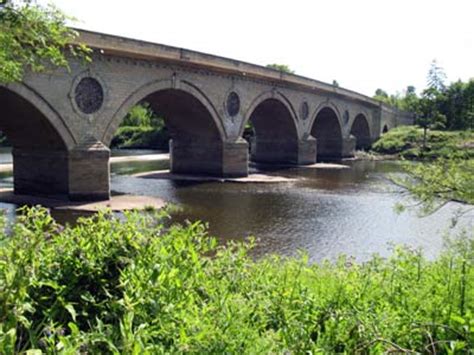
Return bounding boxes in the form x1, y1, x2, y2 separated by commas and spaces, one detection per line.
372, 126, 474, 159
0, 207, 473, 353
111, 126, 169, 150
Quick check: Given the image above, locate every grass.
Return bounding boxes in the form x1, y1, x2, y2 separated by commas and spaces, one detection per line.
0, 207, 473, 353
371, 126, 474, 160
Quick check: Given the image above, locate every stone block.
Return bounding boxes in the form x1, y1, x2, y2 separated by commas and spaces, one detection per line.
13, 149, 69, 197
68, 141, 110, 201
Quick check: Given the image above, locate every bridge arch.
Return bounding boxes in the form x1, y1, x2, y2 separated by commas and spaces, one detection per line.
0, 83, 75, 149
0, 83, 76, 197
105, 79, 244, 176
242, 92, 300, 164
104, 79, 225, 145
350, 113, 371, 150
310, 104, 344, 160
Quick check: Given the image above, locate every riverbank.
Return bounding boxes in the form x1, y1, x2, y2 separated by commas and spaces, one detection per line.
370, 126, 474, 160
0, 188, 166, 212
2, 206, 472, 353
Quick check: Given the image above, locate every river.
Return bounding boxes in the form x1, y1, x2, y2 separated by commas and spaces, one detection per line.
0, 147, 471, 262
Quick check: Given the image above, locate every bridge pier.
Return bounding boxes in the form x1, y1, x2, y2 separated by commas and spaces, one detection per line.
68, 141, 110, 201
12, 141, 110, 201
170, 138, 248, 177
317, 136, 356, 160
341, 136, 356, 158
250, 137, 317, 165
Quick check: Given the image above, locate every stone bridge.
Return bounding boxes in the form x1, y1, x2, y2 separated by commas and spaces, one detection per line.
0, 29, 413, 201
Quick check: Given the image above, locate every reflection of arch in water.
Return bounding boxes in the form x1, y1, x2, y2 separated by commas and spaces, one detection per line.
310, 106, 343, 160
245, 96, 299, 164
350, 113, 371, 150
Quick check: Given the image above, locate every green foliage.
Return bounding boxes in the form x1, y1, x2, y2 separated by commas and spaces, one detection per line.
112, 103, 168, 149
427, 59, 447, 92
0, 1, 90, 84
121, 103, 164, 129
372, 126, 474, 159
111, 126, 168, 149
1, 207, 474, 353
373, 88, 403, 108
266, 63, 294, 74
374, 62, 474, 131
395, 158, 474, 214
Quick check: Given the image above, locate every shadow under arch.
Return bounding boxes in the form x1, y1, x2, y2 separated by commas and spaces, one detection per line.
310, 106, 344, 160
106, 79, 245, 177
242, 92, 300, 165
0, 84, 76, 197
350, 113, 371, 150
248, 98, 299, 164
1, 83, 75, 149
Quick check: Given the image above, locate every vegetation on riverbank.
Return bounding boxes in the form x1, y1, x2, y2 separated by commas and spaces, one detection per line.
111, 104, 169, 150
0, 207, 473, 353
371, 126, 474, 160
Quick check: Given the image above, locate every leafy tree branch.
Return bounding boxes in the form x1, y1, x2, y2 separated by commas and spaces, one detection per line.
0, 0, 90, 84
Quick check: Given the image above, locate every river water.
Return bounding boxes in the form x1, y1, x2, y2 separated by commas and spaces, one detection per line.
0, 148, 471, 262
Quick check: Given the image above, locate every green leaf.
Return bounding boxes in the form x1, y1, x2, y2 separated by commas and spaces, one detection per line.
65, 303, 77, 322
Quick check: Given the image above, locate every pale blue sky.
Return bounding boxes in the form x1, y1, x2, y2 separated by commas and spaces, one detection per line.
44, 0, 473, 97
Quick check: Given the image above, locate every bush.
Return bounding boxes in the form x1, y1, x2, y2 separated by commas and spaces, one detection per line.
0, 207, 473, 353
372, 126, 420, 154
111, 126, 169, 150
372, 126, 474, 159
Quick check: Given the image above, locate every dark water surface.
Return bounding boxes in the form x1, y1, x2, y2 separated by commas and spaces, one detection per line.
0, 149, 472, 262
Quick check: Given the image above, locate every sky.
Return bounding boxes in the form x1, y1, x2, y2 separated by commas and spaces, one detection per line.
43, 0, 473, 97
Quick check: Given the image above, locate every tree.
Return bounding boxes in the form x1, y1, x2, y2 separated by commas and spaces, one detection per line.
374, 88, 389, 98
0, 0, 90, 84
417, 88, 446, 149
373, 88, 402, 108
266, 64, 294, 74
332, 80, 339, 87
396, 157, 474, 217
427, 59, 447, 92
399, 85, 419, 112
122, 103, 164, 130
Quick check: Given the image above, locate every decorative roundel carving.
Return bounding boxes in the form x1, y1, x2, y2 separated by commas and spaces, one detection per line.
226, 91, 240, 117
300, 101, 309, 120
74, 77, 104, 114
343, 110, 350, 124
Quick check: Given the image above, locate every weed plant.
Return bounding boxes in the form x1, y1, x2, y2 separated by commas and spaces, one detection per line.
0, 207, 473, 353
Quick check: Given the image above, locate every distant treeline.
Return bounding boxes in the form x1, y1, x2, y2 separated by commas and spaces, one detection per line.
374, 60, 473, 131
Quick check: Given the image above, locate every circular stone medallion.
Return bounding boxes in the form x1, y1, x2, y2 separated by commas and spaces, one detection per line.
226, 91, 240, 117
74, 77, 104, 114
